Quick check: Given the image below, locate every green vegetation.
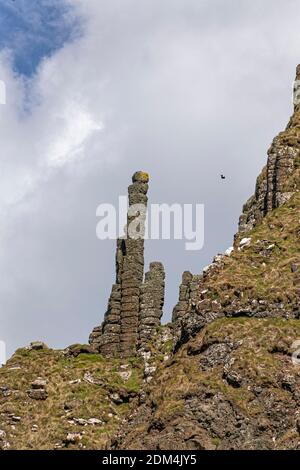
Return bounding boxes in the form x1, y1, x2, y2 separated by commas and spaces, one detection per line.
0, 348, 144, 450
205, 191, 300, 308
144, 317, 300, 423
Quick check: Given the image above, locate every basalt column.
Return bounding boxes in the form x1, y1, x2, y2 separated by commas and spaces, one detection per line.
89, 171, 166, 358
172, 271, 193, 323
139, 262, 165, 348
119, 172, 149, 357
89, 236, 125, 356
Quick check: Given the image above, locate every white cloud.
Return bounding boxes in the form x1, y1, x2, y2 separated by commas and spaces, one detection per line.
45, 103, 103, 168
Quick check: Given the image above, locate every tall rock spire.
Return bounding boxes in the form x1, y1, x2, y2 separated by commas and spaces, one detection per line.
89, 172, 165, 358
119, 171, 149, 357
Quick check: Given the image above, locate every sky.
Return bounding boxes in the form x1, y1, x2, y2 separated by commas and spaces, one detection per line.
0, 0, 299, 358
0, 0, 80, 75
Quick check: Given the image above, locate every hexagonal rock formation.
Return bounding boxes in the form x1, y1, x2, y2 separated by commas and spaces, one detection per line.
89, 172, 165, 358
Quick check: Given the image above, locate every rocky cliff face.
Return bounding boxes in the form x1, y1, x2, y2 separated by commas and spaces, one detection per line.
173, 194, 300, 346
239, 65, 300, 234
113, 317, 300, 450
0, 67, 300, 451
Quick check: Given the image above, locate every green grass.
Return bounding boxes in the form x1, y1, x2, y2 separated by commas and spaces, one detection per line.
0, 347, 144, 450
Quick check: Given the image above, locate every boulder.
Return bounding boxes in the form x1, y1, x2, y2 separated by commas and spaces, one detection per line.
29, 341, 48, 351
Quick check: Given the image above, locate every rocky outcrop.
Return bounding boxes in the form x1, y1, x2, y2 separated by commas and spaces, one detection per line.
89, 284, 122, 357
113, 318, 300, 450
139, 262, 165, 348
239, 137, 298, 234
174, 224, 300, 348
90, 172, 165, 358
172, 257, 234, 348
238, 166, 267, 234
27, 378, 48, 401
172, 271, 193, 324
239, 67, 300, 234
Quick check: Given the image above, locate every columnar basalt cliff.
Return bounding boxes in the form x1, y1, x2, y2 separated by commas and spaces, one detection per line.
89, 172, 165, 358
239, 67, 300, 234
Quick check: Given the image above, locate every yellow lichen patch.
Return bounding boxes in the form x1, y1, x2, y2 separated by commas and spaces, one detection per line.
132, 171, 149, 183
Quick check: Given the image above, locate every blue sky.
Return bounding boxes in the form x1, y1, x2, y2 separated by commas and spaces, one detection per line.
0, 0, 80, 76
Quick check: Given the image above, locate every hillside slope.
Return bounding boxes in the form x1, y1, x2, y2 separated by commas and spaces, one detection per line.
1, 67, 300, 451
0, 345, 143, 450
0, 330, 172, 450
114, 318, 300, 450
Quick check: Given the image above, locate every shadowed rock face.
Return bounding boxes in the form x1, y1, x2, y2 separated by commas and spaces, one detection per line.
89, 172, 165, 358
